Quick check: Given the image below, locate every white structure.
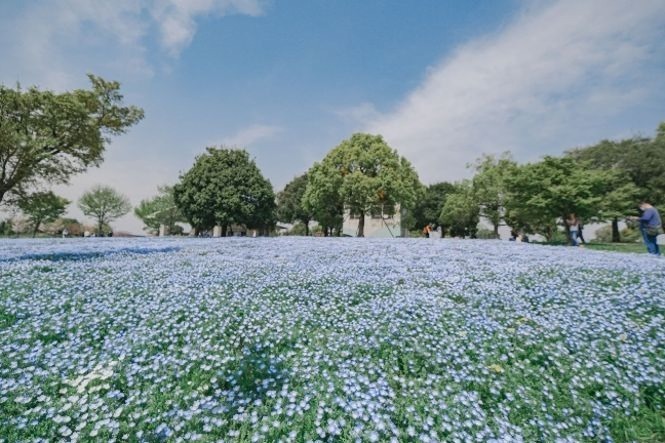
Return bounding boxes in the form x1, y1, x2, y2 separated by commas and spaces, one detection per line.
342, 205, 406, 237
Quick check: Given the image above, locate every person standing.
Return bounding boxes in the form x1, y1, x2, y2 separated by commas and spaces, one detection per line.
565, 213, 580, 246
422, 224, 432, 238
635, 201, 662, 255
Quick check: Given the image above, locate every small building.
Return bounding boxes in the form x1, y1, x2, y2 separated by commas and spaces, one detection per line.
342, 204, 407, 237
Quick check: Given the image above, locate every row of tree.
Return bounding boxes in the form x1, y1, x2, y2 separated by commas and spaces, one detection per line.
139, 122, 664, 241
2, 185, 132, 237
2, 75, 663, 240
142, 133, 420, 237
404, 122, 665, 242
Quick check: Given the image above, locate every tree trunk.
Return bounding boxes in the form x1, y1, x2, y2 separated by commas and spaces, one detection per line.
493, 223, 499, 238
32, 222, 40, 238
564, 223, 572, 245
98, 220, 104, 236
611, 217, 621, 243
357, 210, 365, 237
221, 224, 228, 237
304, 219, 309, 236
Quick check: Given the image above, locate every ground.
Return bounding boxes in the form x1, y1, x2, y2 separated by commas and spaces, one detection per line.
0, 237, 664, 442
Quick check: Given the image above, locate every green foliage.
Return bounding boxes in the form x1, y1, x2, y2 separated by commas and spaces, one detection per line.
173, 147, 276, 234
475, 228, 500, 240
17, 191, 69, 237
0, 218, 14, 236
276, 173, 312, 235
471, 152, 517, 235
302, 162, 344, 236
78, 185, 131, 235
283, 222, 309, 236
134, 186, 186, 235
567, 123, 665, 207
409, 181, 456, 231
303, 133, 421, 237
0, 75, 143, 206
438, 181, 480, 238
594, 225, 642, 243
504, 156, 622, 240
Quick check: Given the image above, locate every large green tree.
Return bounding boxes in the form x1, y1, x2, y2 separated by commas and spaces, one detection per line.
18, 191, 69, 237
409, 181, 456, 233
134, 186, 186, 235
304, 133, 421, 237
173, 147, 276, 236
566, 125, 665, 241
438, 181, 480, 238
276, 173, 313, 236
78, 185, 131, 235
504, 156, 624, 241
0, 75, 143, 206
471, 152, 517, 237
302, 163, 344, 236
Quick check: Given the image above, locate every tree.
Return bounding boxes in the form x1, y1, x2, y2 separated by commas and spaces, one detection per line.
304, 133, 421, 237
409, 181, 456, 233
0, 75, 143, 206
438, 181, 480, 238
17, 191, 69, 237
565, 127, 664, 241
78, 185, 131, 235
276, 173, 313, 236
302, 162, 344, 236
134, 186, 186, 235
504, 156, 623, 241
173, 147, 275, 236
471, 153, 517, 237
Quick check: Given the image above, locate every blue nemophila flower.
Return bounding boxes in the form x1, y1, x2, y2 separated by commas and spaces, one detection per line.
0, 237, 663, 440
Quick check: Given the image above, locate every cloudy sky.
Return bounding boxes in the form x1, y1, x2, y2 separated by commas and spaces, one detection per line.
1, 0, 664, 234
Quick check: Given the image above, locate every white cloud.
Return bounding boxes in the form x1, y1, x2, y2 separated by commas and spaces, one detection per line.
333, 102, 381, 126
152, 0, 265, 56
220, 124, 283, 147
0, 0, 265, 88
363, 0, 665, 184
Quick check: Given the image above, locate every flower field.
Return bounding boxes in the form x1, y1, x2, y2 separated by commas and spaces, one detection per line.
1, 237, 664, 442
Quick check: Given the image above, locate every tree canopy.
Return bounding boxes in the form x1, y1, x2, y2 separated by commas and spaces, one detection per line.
471, 153, 517, 236
409, 181, 456, 232
173, 147, 275, 235
78, 185, 131, 235
439, 181, 480, 238
276, 173, 313, 236
18, 191, 69, 237
303, 133, 421, 237
134, 186, 186, 235
503, 156, 626, 240
0, 75, 143, 206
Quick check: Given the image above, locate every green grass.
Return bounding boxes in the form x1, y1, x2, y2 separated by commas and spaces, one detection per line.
584, 242, 647, 254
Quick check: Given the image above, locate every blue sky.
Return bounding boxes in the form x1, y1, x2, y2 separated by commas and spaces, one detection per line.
1, 0, 664, 233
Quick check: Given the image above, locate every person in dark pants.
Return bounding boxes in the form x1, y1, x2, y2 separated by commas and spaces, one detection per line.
633, 201, 662, 255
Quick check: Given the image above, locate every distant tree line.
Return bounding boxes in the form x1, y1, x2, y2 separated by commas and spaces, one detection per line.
404, 122, 665, 242
1, 75, 663, 241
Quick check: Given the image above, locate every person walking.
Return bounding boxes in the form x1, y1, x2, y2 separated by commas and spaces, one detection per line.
634, 201, 662, 255
565, 213, 580, 246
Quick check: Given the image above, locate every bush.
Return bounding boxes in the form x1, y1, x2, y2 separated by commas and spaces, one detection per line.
594, 225, 642, 243
284, 222, 309, 236
0, 219, 15, 236
476, 228, 499, 239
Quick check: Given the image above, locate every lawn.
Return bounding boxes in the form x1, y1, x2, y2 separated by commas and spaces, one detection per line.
583, 242, 648, 254
0, 238, 664, 442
